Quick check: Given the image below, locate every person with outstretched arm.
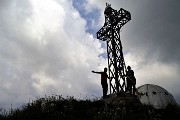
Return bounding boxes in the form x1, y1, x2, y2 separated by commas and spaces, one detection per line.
92, 67, 109, 98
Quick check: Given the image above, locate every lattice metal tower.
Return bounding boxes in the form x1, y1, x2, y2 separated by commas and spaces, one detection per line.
97, 4, 131, 93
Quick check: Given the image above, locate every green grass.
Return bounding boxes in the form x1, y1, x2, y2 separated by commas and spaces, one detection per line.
0, 95, 180, 120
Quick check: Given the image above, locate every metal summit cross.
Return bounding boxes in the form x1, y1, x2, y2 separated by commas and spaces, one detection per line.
97, 3, 131, 94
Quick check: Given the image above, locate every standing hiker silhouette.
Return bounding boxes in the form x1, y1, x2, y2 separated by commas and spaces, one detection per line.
92, 67, 109, 98
126, 66, 136, 94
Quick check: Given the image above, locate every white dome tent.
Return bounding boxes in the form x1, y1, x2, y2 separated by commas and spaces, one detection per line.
137, 84, 177, 109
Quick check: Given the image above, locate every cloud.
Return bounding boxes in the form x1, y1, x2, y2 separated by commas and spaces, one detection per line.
0, 0, 107, 109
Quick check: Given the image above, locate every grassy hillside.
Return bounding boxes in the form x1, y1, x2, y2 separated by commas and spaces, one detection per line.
0, 95, 180, 120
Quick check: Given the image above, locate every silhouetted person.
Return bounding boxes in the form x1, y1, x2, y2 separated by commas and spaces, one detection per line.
126, 66, 136, 94
92, 68, 109, 98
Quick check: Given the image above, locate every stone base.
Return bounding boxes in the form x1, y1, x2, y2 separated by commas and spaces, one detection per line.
103, 92, 143, 107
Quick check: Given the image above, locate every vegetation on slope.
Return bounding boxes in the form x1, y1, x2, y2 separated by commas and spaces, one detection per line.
0, 95, 180, 120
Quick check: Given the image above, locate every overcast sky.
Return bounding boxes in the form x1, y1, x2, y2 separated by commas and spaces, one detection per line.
0, 0, 180, 109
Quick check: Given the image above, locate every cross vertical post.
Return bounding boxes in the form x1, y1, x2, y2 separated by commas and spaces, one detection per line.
97, 4, 131, 93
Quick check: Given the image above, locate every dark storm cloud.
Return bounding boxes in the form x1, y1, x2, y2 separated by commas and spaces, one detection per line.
126, 1, 180, 104
123, 0, 180, 65
120, 0, 180, 103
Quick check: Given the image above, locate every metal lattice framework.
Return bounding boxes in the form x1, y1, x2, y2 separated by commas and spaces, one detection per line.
97, 4, 131, 93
